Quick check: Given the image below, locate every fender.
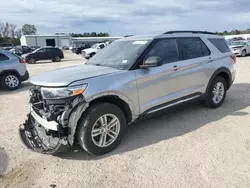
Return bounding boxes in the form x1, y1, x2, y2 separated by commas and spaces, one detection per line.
67, 92, 137, 146
0, 69, 21, 78
205, 67, 232, 95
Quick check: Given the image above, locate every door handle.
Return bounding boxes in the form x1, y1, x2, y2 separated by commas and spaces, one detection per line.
172, 65, 181, 71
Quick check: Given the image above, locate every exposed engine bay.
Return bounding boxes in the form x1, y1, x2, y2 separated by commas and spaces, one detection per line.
19, 85, 88, 154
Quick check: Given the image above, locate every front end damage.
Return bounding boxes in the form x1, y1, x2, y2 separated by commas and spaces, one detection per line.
19, 86, 88, 154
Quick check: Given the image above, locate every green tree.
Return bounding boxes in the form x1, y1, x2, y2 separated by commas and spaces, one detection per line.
22, 24, 37, 35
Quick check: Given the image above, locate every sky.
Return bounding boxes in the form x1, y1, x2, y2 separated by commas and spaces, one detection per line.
1, 0, 250, 36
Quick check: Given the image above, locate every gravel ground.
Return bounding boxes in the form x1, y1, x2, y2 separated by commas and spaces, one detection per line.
0, 52, 250, 188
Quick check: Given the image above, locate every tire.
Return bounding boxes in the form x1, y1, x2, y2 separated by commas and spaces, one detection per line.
54, 56, 61, 62
241, 50, 247, 57
1, 73, 21, 90
90, 53, 95, 58
204, 76, 227, 108
28, 58, 36, 64
77, 103, 127, 155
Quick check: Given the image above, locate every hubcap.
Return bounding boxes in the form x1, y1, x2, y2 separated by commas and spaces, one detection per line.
91, 114, 120, 147
5, 75, 19, 88
212, 82, 225, 104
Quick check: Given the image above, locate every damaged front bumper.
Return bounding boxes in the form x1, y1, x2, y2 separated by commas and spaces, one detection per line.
19, 88, 89, 154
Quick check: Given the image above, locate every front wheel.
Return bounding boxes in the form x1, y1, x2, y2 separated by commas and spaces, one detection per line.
241, 50, 247, 57
205, 76, 227, 108
28, 58, 36, 64
77, 103, 127, 155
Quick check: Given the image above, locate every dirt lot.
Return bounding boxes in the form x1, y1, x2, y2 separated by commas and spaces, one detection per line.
1, 52, 250, 188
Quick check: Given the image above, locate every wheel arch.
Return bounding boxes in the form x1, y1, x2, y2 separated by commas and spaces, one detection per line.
88, 95, 133, 124
206, 67, 232, 94
0, 69, 21, 78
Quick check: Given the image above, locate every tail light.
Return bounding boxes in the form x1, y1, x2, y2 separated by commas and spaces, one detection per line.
231, 55, 236, 64
19, 58, 25, 63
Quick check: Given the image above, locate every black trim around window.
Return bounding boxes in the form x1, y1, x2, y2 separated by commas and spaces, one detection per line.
129, 38, 182, 70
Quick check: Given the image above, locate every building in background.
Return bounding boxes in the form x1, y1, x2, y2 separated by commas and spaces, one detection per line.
20, 34, 72, 47
20, 35, 123, 48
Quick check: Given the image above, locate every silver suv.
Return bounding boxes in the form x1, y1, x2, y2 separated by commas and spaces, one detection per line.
19, 31, 236, 155
0, 50, 29, 90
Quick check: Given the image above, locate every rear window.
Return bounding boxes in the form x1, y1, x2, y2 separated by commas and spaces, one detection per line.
0, 53, 9, 61
208, 38, 230, 53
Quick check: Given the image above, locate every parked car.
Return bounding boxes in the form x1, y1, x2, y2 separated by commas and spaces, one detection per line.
0, 43, 14, 51
30, 46, 40, 51
10, 45, 33, 56
81, 43, 106, 59
62, 46, 69, 50
0, 50, 29, 90
19, 31, 236, 155
22, 47, 64, 64
229, 40, 250, 57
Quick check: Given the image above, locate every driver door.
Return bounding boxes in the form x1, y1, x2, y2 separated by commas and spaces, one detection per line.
134, 38, 181, 114
36, 48, 47, 61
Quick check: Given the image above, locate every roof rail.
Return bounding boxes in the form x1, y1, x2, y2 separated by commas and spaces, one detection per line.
163, 31, 216, 35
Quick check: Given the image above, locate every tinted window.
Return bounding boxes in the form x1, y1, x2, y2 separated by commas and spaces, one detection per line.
37, 48, 46, 53
208, 38, 230, 53
145, 39, 179, 64
46, 48, 57, 52
0, 53, 9, 61
99, 44, 105, 49
178, 38, 210, 60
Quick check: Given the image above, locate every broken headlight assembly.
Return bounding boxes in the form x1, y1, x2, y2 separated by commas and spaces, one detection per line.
41, 84, 88, 99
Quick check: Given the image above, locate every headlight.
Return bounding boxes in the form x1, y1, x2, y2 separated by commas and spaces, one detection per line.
41, 84, 87, 99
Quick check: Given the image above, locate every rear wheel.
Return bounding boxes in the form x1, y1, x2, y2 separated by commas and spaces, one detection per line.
205, 76, 227, 108
54, 56, 61, 62
77, 103, 127, 155
1, 73, 21, 90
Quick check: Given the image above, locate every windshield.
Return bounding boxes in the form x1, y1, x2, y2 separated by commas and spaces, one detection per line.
86, 40, 150, 70
91, 44, 99, 49
231, 41, 247, 46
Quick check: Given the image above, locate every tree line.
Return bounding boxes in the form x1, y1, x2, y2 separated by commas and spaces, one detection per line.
0, 22, 37, 45
215, 28, 250, 36
70, 32, 109, 37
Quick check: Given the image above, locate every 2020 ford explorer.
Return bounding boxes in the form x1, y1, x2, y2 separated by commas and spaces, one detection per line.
19, 31, 236, 155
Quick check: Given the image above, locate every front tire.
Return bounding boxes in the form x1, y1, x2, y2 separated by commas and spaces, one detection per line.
205, 76, 227, 108
241, 50, 247, 57
77, 103, 127, 155
28, 58, 36, 64
1, 73, 21, 90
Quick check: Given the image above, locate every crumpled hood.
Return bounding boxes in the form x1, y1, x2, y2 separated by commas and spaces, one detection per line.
29, 64, 122, 87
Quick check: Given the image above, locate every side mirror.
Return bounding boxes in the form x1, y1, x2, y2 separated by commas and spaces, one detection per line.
140, 56, 163, 68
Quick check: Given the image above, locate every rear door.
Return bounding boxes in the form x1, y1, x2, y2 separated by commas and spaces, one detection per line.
0, 52, 11, 73
45, 48, 55, 59
175, 37, 212, 95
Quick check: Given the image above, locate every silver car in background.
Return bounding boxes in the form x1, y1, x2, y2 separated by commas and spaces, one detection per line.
0, 50, 29, 90
229, 40, 250, 57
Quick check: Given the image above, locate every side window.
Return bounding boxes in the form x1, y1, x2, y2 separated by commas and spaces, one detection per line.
99, 44, 105, 49
0, 53, 9, 61
178, 38, 210, 60
208, 38, 230, 53
37, 48, 46, 53
145, 39, 179, 64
